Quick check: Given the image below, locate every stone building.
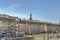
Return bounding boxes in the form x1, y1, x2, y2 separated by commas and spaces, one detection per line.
0, 14, 60, 35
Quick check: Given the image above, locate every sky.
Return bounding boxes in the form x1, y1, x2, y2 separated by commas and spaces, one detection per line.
0, 0, 60, 23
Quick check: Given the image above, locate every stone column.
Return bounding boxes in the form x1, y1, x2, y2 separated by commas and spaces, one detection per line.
20, 24, 22, 32
15, 24, 18, 36
44, 24, 48, 40
44, 24, 47, 32
28, 24, 31, 34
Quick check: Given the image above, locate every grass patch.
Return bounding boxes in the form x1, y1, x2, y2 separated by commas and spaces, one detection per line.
23, 33, 56, 38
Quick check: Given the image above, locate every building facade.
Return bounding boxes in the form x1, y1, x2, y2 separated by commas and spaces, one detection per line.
0, 14, 60, 35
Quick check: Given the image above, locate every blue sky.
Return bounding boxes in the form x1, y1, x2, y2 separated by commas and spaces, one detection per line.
0, 0, 60, 23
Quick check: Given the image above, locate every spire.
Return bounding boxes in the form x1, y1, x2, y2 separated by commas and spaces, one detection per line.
30, 13, 32, 20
